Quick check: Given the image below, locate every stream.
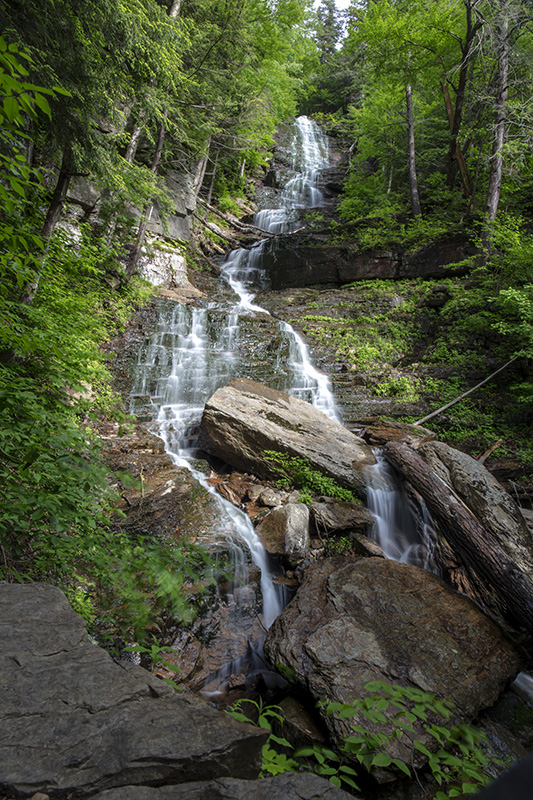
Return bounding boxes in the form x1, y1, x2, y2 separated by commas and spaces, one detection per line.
129, 115, 432, 694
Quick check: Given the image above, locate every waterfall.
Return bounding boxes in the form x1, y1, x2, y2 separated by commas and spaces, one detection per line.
130, 116, 337, 683
366, 452, 438, 571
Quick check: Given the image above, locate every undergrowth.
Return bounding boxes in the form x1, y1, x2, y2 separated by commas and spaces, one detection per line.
263, 450, 357, 504
226, 681, 500, 798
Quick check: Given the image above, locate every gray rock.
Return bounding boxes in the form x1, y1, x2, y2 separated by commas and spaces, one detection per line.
256, 503, 310, 561
311, 497, 374, 536
138, 241, 195, 290
264, 557, 523, 764
259, 233, 475, 290
417, 441, 533, 576
91, 772, 356, 799
0, 583, 266, 796
198, 378, 375, 499
67, 176, 101, 212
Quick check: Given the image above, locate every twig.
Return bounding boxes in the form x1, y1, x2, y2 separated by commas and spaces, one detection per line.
413, 356, 519, 426
477, 438, 503, 464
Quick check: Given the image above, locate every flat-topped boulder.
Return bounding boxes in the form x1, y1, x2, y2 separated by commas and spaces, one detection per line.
197, 378, 375, 499
0, 583, 266, 797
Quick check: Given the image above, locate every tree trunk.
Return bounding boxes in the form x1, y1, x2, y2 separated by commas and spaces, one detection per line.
485, 7, 510, 222
192, 137, 211, 196
205, 147, 219, 209
444, 0, 481, 194
126, 119, 167, 278
124, 115, 144, 164
20, 148, 72, 304
442, 81, 473, 197
406, 83, 422, 217
384, 440, 533, 635
125, 0, 181, 276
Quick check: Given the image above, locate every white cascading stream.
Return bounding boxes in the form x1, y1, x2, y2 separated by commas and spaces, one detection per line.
366, 451, 437, 570
130, 115, 338, 636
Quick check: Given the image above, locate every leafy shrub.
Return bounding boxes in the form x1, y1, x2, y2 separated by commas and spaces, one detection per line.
226, 698, 299, 777
227, 681, 499, 798
374, 375, 419, 401
263, 450, 356, 503
301, 681, 499, 797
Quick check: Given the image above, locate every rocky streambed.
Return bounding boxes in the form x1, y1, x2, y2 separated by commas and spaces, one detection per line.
92, 367, 533, 799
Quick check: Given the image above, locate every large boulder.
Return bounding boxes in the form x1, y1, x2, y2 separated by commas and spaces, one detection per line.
264, 557, 523, 763
0, 583, 267, 796
310, 497, 374, 537
417, 441, 533, 577
197, 378, 375, 499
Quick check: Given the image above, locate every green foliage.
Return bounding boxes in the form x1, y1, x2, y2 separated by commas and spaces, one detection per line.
263, 450, 356, 502
226, 681, 498, 797
124, 637, 180, 672
303, 681, 497, 797
0, 224, 210, 643
374, 375, 419, 401
226, 698, 299, 777
325, 535, 353, 555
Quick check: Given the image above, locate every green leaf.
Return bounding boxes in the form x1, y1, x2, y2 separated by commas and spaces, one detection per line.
392, 758, 411, 776
33, 93, 51, 118
414, 740, 432, 757
372, 753, 392, 767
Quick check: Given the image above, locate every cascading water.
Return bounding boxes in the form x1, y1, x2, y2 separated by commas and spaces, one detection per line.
129, 116, 338, 688
366, 452, 438, 571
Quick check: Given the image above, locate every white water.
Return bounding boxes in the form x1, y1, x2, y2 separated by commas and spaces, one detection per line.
130, 116, 338, 637
366, 452, 437, 570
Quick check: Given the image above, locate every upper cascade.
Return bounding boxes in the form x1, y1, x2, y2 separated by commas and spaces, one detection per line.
254, 115, 330, 235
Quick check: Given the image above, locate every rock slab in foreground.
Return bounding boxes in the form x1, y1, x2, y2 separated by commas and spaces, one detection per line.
92, 773, 356, 800
198, 378, 375, 498
0, 583, 266, 796
264, 557, 523, 761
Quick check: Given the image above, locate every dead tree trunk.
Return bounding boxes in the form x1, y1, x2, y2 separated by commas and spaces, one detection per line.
384, 440, 533, 635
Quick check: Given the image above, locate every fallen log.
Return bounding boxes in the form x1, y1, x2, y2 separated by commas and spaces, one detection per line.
384, 440, 533, 636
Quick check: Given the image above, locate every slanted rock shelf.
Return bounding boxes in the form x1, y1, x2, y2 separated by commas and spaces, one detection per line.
0, 582, 353, 799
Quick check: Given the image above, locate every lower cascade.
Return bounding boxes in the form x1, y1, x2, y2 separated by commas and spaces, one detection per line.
366, 451, 438, 571
130, 116, 340, 690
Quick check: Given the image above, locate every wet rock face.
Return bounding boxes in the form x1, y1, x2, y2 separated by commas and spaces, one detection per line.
198, 378, 376, 499
264, 557, 523, 761
101, 423, 223, 545
259, 232, 476, 290
0, 583, 267, 796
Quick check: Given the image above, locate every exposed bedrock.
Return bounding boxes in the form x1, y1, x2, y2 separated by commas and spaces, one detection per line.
260, 232, 477, 289
197, 378, 376, 499
0, 583, 266, 797
90, 773, 356, 800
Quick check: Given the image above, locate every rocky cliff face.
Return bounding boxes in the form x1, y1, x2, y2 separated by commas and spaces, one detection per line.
259, 230, 477, 290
